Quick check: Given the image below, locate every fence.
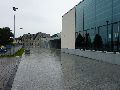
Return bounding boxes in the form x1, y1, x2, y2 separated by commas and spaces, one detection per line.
0, 45, 22, 56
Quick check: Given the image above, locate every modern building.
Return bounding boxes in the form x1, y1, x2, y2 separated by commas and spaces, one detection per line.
62, 0, 120, 52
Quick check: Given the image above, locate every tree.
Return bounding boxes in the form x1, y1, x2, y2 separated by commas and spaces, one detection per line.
51, 34, 58, 38
0, 27, 14, 46
85, 33, 91, 49
75, 33, 84, 49
93, 34, 103, 50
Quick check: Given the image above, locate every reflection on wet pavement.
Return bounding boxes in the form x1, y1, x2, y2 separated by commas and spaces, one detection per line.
12, 48, 120, 90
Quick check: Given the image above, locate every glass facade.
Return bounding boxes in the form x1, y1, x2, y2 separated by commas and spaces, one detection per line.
75, 0, 120, 52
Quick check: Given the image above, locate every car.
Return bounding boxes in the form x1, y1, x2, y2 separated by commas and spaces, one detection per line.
25, 49, 30, 54
0, 47, 7, 53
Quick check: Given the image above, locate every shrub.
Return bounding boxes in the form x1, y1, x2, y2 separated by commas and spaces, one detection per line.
93, 34, 103, 50
75, 33, 84, 49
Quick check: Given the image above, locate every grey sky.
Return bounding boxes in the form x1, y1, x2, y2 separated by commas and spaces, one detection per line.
0, 0, 81, 37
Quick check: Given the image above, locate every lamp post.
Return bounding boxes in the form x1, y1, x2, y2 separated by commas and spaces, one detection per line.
117, 21, 120, 52
20, 28, 23, 30
83, 8, 84, 37
13, 7, 18, 54
13, 7, 18, 40
19, 28, 23, 46
111, 0, 113, 52
97, 26, 100, 35
106, 21, 109, 44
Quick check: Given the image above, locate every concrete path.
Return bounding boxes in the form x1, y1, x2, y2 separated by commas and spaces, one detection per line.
11, 48, 120, 90
11, 48, 65, 90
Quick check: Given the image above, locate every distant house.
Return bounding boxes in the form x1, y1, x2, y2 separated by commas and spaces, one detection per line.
34, 32, 50, 48
22, 33, 35, 47
15, 36, 22, 45
21, 32, 50, 48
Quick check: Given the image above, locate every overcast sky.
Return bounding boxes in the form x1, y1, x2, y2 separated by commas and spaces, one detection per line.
0, 0, 81, 37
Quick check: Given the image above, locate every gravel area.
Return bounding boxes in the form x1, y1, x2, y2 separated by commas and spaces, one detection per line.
0, 57, 21, 90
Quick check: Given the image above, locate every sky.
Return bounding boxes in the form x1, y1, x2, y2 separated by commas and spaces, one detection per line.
0, 0, 81, 37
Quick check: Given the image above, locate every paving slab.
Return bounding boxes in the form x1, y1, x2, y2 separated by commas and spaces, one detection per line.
11, 48, 120, 90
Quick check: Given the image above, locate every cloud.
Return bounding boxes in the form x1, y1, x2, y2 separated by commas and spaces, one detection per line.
0, 0, 81, 37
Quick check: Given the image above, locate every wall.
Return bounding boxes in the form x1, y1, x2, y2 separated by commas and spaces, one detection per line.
61, 48, 120, 65
61, 8, 76, 49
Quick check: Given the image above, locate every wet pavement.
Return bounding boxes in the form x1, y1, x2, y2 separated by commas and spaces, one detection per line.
11, 48, 120, 90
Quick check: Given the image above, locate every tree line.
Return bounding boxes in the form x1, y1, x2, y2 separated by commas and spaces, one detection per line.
75, 33, 103, 51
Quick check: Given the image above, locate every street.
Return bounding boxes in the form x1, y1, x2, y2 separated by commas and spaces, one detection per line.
11, 48, 120, 90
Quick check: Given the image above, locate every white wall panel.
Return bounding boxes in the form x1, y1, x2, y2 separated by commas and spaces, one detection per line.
61, 8, 75, 49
